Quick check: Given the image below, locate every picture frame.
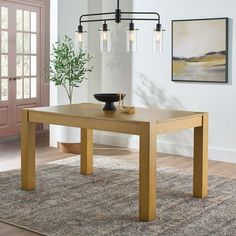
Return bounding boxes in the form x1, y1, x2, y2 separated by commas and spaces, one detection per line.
171, 18, 228, 83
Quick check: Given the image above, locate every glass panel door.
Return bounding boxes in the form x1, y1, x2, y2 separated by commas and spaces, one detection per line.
16, 8, 38, 100
0, 6, 9, 102
0, 1, 43, 138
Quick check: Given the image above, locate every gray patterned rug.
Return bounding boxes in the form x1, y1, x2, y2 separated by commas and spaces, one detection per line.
0, 156, 236, 236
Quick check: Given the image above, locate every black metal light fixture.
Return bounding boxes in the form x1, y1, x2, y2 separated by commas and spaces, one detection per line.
75, 0, 162, 53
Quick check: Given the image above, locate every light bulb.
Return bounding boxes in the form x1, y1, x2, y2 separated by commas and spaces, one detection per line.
155, 31, 161, 42
102, 31, 108, 41
78, 32, 84, 43
129, 31, 136, 42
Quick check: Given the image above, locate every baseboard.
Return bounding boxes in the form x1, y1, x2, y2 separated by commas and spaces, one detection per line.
58, 142, 81, 154
94, 131, 134, 148
0, 130, 49, 143
94, 133, 236, 164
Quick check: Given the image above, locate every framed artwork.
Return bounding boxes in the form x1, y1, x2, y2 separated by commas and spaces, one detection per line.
172, 18, 228, 83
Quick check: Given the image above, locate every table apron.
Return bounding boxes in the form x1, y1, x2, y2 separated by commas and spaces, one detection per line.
29, 112, 142, 135
156, 116, 203, 134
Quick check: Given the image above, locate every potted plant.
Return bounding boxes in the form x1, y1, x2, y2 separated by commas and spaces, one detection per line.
49, 35, 93, 104
48, 35, 93, 153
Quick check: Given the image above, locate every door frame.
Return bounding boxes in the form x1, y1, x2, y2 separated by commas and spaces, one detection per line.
0, 0, 50, 137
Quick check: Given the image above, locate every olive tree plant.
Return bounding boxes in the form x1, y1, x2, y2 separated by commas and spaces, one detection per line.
49, 35, 93, 104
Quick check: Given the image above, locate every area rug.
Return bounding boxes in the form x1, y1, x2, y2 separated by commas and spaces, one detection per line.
0, 156, 236, 236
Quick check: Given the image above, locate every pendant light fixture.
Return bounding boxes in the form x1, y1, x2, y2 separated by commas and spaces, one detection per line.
126, 21, 138, 52
99, 21, 111, 52
75, 25, 87, 52
153, 23, 163, 53
75, 0, 163, 53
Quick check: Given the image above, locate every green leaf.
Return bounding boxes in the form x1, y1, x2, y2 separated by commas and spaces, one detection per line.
46, 35, 93, 102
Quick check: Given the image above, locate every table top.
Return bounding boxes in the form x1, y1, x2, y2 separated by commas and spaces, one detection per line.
27, 103, 203, 124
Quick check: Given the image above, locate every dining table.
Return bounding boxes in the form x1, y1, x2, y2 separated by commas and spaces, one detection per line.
21, 103, 208, 221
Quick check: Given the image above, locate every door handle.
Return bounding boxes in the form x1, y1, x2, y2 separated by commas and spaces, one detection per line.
9, 77, 21, 81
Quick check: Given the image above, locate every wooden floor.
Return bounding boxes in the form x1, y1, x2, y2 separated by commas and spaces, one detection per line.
0, 134, 236, 236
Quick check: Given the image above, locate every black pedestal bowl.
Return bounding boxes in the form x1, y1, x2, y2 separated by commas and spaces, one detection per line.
94, 93, 126, 111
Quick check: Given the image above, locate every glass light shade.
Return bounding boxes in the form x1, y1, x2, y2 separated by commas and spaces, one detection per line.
126, 29, 137, 52
153, 30, 163, 53
75, 31, 86, 52
99, 30, 111, 52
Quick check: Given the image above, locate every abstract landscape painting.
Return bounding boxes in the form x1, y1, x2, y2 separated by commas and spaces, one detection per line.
172, 18, 228, 83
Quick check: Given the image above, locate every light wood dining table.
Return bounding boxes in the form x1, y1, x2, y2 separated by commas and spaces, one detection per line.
21, 103, 208, 221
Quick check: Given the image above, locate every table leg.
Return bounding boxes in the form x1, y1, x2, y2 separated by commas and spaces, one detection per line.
139, 123, 157, 221
81, 128, 93, 175
193, 113, 208, 198
21, 109, 36, 190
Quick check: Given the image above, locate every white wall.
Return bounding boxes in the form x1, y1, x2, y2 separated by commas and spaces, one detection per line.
87, 0, 102, 102
87, 0, 134, 145
49, 0, 58, 147
52, 0, 236, 163
50, 0, 89, 146
132, 0, 236, 163
87, 0, 133, 104
57, 0, 89, 104
88, 0, 236, 163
